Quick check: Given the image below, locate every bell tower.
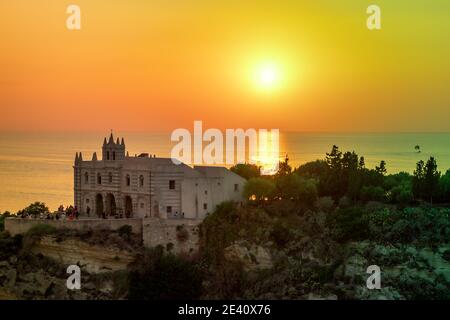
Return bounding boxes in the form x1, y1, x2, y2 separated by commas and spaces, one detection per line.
102, 132, 125, 161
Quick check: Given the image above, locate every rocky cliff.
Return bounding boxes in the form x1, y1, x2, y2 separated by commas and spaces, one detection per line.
32, 236, 135, 273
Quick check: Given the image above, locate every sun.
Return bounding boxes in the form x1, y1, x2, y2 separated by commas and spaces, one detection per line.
260, 68, 276, 85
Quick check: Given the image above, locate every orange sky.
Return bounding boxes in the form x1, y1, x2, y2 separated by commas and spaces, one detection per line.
1, 0, 450, 132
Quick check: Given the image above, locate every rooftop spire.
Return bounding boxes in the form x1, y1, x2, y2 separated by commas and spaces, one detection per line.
121, 137, 125, 145
92, 152, 98, 161
108, 131, 114, 144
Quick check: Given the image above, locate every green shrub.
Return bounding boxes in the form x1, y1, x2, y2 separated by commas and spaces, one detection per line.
443, 250, 450, 261
16, 202, 49, 217
315, 196, 334, 212
327, 207, 369, 242
270, 221, 294, 247
0, 232, 22, 260
199, 201, 272, 264
176, 225, 189, 242
128, 247, 203, 300
26, 223, 57, 237
366, 207, 450, 245
243, 177, 275, 202
0, 216, 4, 232
117, 225, 133, 239
166, 242, 174, 252
22, 224, 57, 249
0, 211, 11, 231
360, 186, 386, 202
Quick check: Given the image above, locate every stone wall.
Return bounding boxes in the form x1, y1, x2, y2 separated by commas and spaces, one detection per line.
142, 218, 202, 254
4, 218, 143, 236
5, 217, 202, 254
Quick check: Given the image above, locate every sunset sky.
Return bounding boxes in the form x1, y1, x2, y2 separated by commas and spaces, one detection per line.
1, 0, 450, 132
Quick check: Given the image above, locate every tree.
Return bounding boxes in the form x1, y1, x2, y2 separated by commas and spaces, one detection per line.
342, 151, 358, 172
295, 177, 318, 205
325, 145, 342, 171
243, 178, 275, 202
412, 157, 440, 204
276, 154, 292, 176
389, 185, 413, 204
415, 145, 421, 153
423, 157, 440, 204
294, 160, 329, 180
0, 211, 11, 231
412, 160, 425, 200
360, 186, 385, 202
439, 169, 450, 202
347, 169, 363, 200
358, 156, 366, 170
323, 145, 344, 198
294, 160, 329, 196
16, 202, 49, 218
375, 160, 387, 175
230, 163, 261, 180
274, 174, 299, 200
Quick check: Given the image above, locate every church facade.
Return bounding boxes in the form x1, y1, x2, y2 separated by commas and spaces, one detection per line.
73, 134, 246, 219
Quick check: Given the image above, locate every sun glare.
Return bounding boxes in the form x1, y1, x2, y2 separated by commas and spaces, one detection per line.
260, 68, 276, 85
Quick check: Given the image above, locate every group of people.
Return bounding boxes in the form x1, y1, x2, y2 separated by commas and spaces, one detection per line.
19, 205, 79, 220
55, 205, 79, 220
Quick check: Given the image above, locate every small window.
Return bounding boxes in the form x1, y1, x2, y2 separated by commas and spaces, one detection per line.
203, 203, 207, 210
166, 206, 172, 213
97, 173, 102, 184
140, 203, 144, 209
106, 151, 110, 160
204, 190, 208, 195
126, 174, 130, 186
113, 151, 116, 160
139, 175, 144, 187
218, 182, 221, 186
169, 180, 175, 189
108, 172, 113, 183
84, 172, 89, 184
234, 184, 239, 192
86, 199, 90, 204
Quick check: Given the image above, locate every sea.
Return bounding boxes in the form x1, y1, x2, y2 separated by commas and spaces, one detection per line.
1, 132, 450, 212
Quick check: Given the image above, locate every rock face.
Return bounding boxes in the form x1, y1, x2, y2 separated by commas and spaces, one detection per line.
0, 253, 122, 300
339, 242, 450, 299
32, 236, 135, 273
0, 259, 58, 299
224, 241, 273, 271
142, 218, 200, 255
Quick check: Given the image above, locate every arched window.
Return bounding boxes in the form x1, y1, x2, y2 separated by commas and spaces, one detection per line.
113, 151, 116, 160
106, 151, 110, 160
97, 173, 102, 185
139, 175, 144, 187
126, 174, 131, 186
108, 172, 113, 183
84, 172, 89, 184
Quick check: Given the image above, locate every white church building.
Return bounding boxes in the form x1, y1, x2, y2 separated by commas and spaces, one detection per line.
73, 133, 246, 219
